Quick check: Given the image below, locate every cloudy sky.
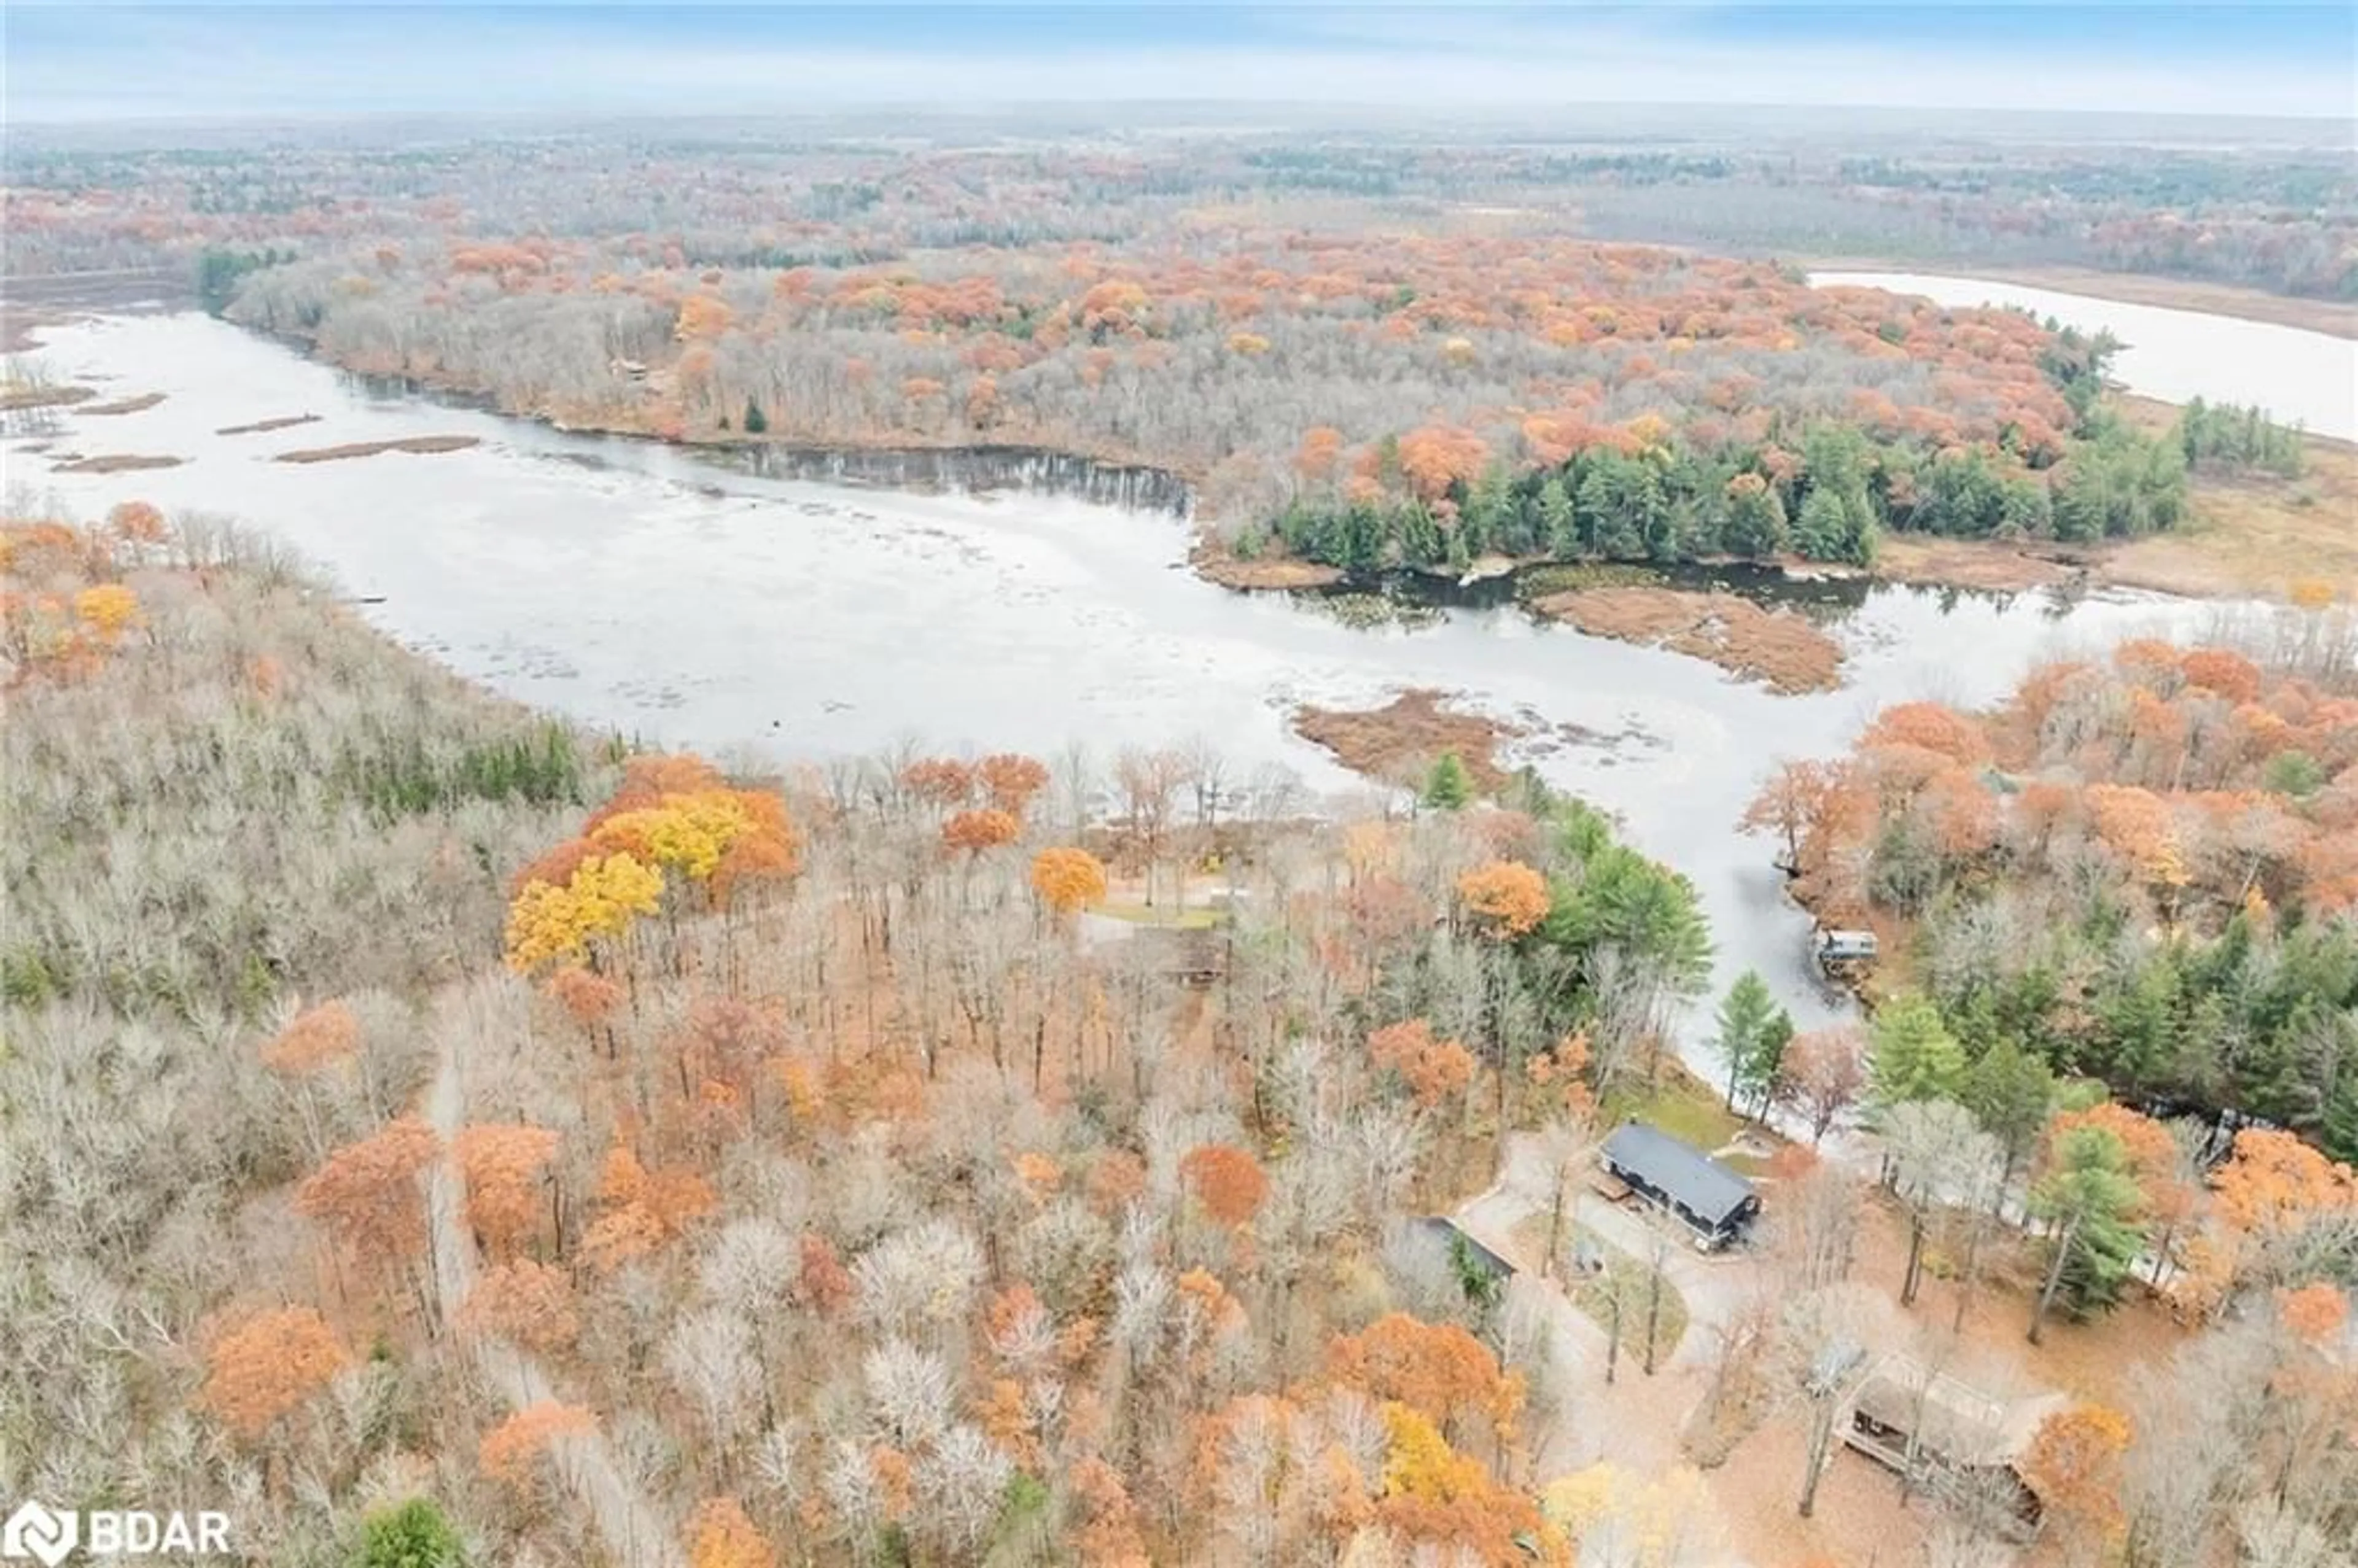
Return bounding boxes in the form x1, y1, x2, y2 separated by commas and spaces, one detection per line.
8, 3, 2354, 123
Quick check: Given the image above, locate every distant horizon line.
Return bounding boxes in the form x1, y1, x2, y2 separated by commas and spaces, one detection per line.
11, 99, 2354, 132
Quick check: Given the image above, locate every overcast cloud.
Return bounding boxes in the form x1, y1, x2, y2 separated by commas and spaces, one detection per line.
7, 3, 2354, 123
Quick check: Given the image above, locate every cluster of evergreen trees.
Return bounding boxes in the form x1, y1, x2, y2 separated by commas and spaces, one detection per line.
1259, 413, 2197, 574
196, 247, 294, 316
1923, 905, 2358, 1165
1372, 768, 1716, 1079
1254, 327, 2220, 573
2176, 397, 2306, 476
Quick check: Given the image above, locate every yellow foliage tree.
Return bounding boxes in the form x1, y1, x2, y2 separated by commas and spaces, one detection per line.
1540, 1462, 1726, 1567
1375, 1403, 1556, 1562
504, 852, 664, 970
72, 583, 141, 642
593, 791, 752, 880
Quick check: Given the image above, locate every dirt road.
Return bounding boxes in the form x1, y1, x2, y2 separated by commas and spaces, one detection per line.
426, 993, 680, 1568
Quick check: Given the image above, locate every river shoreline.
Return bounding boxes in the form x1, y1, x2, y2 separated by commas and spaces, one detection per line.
12, 306, 2238, 1083
271, 316, 2345, 607
15, 300, 2339, 604
1802, 258, 2358, 340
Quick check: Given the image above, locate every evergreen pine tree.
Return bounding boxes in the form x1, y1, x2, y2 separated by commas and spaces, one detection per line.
1713, 969, 1789, 1115
2028, 1125, 2147, 1340
1869, 993, 1968, 1117
1422, 751, 1473, 812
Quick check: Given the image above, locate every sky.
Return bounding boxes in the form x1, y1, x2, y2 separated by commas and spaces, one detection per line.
6, 3, 2355, 124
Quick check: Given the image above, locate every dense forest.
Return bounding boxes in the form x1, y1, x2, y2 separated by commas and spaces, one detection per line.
5, 110, 2354, 1568
7, 125, 2354, 298
1751, 613, 2358, 1162
6, 125, 2340, 581
6, 501, 2352, 1567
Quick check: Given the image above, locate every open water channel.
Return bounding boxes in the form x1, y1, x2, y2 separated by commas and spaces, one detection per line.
13, 274, 2341, 1060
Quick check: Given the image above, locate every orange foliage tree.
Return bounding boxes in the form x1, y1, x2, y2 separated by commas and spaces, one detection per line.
1029, 846, 1108, 914
1068, 1456, 1151, 1567
1456, 860, 1551, 937
260, 1000, 362, 1075
547, 965, 623, 1034
977, 752, 1049, 816
106, 499, 167, 548
580, 1144, 716, 1271
2018, 1403, 2132, 1540
200, 1308, 348, 1440
675, 293, 733, 341
451, 1124, 561, 1259
901, 757, 974, 808
686, 1497, 772, 1568
1860, 700, 1990, 765
1395, 425, 1490, 502
1329, 1313, 1523, 1438
461, 1260, 582, 1353
294, 1116, 441, 1270
2190, 1128, 2358, 1302
1368, 1019, 1477, 1110
2276, 1281, 2348, 1344
1179, 1144, 1269, 1227
943, 807, 1021, 855
478, 1400, 596, 1486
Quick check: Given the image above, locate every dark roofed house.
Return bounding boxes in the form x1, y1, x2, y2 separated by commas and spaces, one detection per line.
1599, 1121, 1760, 1251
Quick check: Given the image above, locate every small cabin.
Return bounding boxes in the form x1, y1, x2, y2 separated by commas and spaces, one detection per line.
1599, 1121, 1761, 1251
1812, 928, 1879, 974
1139, 925, 1226, 987
1840, 1356, 2064, 1540
1414, 1217, 1517, 1286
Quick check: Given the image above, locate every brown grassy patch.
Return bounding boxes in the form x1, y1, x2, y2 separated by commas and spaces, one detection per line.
1870, 535, 2081, 593
0, 384, 95, 412
217, 414, 324, 436
80, 392, 167, 416
1291, 688, 1516, 790
49, 452, 188, 473
272, 434, 481, 464
1192, 543, 1347, 589
1532, 586, 1845, 694
2096, 396, 2358, 597
1862, 404, 2356, 600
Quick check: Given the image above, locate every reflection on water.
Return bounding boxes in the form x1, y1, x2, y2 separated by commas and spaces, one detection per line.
1302, 558, 2095, 633
14, 310, 2229, 1066
733, 443, 1193, 516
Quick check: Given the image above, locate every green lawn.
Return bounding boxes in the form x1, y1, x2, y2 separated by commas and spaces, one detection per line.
1511, 1215, 1691, 1362
1600, 1071, 1748, 1155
